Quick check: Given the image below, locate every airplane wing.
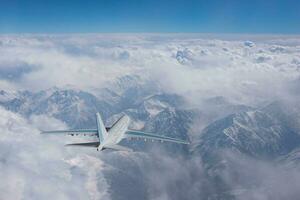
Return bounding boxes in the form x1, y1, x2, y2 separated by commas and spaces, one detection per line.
125, 130, 190, 145
65, 142, 100, 147
41, 129, 98, 137
103, 144, 133, 152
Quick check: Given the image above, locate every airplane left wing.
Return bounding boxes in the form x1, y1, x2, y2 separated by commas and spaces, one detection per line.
125, 130, 190, 145
65, 141, 100, 147
104, 144, 133, 152
41, 129, 98, 137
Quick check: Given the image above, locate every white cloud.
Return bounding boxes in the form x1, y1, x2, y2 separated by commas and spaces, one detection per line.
1, 34, 299, 107
218, 151, 300, 200
0, 107, 110, 200
1, 34, 300, 200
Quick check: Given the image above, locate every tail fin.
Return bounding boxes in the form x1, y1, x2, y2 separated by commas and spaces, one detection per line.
96, 112, 108, 143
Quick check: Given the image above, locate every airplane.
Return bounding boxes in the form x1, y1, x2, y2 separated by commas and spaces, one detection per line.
41, 112, 190, 151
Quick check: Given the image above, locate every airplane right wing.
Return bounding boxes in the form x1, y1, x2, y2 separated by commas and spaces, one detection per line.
125, 130, 190, 145
41, 129, 98, 137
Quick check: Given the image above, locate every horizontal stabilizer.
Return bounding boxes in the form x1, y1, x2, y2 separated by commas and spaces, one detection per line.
65, 142, 100, 147
104, 144, 133, 152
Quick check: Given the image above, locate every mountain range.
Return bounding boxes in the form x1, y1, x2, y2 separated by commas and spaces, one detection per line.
1, 75, 300, 199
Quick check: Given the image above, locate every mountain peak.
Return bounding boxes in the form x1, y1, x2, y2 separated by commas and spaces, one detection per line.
194, 104, 300, 160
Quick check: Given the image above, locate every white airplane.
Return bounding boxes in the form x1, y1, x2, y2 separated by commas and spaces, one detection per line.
41, 112, 189, 151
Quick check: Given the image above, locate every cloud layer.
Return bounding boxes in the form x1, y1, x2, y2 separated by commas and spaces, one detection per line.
1, 34, 299, 106
1, 34, 300, 200
0, 108, 112, 200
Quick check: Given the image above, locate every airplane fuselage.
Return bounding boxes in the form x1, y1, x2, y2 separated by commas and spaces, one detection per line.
98, 115, 131, 150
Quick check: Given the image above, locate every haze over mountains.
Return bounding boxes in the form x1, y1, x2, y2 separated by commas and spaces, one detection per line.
0, 34, 300, 200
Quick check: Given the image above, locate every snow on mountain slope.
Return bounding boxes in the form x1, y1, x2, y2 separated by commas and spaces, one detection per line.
2, 85, 300, 200
277, 147, 300, 169
0, 89, 113, 128
0, 75, 195, 138
194, 108, 300, 161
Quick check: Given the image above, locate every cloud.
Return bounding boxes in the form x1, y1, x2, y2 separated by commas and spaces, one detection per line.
0, 60, 37, 81
1, 34, 300, 200
143, 153, 208, 200
216, 150, 300, 200
0, 35, 139, 91
0, 107, 110, 200
145, 36, 300, 107
1, 34, 300, 108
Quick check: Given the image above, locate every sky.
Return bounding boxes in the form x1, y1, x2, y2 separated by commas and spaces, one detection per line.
0, 0, 299, 33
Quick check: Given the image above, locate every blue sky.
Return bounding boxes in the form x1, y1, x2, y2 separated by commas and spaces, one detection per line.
0, 0, 299, 33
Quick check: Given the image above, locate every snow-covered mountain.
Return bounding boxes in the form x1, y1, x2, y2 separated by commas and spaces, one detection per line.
3, 75, 300, 161
0, 76, 196, 145
0, 89, 113, 128
1, 75, 300, 200
193, 102, 300, 161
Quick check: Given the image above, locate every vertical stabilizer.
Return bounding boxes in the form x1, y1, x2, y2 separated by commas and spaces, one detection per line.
96, 112, 107, 143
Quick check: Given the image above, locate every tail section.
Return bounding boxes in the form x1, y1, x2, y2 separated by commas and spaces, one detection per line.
96, 112, 108, 143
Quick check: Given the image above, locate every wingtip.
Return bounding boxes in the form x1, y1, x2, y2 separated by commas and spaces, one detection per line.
64, 143, 76, 147
183, 140, 191, 145
40, 130, 53, 134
